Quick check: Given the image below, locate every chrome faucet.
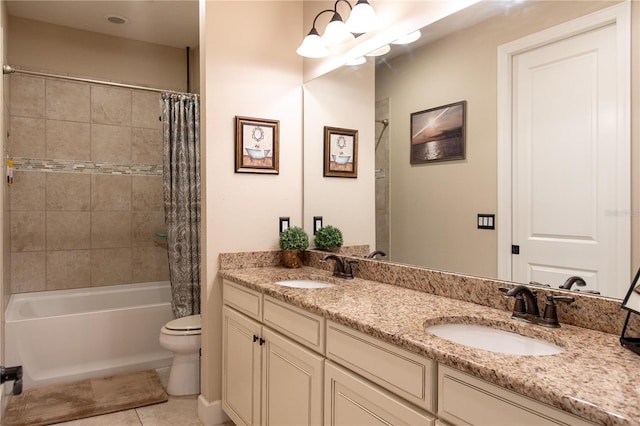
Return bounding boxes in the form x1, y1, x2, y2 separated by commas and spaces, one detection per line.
366, 250, 387, 259
321, 254, 358, 279
559, 276, 586, 290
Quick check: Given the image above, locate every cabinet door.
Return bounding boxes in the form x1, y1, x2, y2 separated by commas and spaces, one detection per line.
222, 306, 262, 426
324, 361, 435, 426
262, 327, 324, 426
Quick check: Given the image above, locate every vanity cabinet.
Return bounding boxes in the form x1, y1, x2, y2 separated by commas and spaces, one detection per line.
325, 361, 436, 426
437, 365, 596, 426
222, 280, 324, 426
325, 320, 437, 425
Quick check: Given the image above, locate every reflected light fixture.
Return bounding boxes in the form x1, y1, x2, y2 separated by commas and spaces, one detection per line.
365, 44, 390, 57
297, 0, 378, 58
392, 30, 421, 45
345, 56, 366, 66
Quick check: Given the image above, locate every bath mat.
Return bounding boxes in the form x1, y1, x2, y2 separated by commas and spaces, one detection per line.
3, 369, 168, 426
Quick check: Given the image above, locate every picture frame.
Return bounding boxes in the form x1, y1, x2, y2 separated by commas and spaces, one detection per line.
235, 116, 279, 174
323, 126, 358, 178
410, 100, 466, 164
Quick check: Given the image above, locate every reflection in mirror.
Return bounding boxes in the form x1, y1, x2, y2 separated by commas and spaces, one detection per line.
304, 1, 638, 299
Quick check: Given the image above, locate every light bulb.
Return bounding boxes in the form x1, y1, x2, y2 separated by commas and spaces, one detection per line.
296, 29, 329, 58
323, 15, 355, 47
345, 0, 378, 34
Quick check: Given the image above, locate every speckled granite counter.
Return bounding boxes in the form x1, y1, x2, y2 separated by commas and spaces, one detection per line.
220, 265, 640, 426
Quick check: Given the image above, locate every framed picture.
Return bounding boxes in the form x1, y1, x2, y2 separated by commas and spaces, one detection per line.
410, 100, 466, 164
323, 126, 358, 178
235, 116, 279, 174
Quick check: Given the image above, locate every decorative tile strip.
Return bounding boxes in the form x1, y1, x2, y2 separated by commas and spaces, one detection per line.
11, 158, 163, 176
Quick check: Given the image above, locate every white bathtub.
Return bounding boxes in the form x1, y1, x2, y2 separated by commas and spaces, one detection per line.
5, 281, 174, 390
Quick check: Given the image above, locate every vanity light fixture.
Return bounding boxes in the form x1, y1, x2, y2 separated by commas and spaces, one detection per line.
392, 30, 421, 45
297, 0, 379, 58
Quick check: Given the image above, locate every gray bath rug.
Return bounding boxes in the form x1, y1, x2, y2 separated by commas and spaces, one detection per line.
3, 369, 168, 426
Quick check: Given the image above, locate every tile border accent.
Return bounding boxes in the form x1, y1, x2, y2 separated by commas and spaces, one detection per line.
11, 157, 162, 176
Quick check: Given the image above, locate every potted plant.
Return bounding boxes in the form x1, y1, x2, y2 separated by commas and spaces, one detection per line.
314, 225, 343, 251
279, 226, 309, 268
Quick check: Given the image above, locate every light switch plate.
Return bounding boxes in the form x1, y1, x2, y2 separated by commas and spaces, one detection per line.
313, 216, 323, 234
477, 214, 495, 230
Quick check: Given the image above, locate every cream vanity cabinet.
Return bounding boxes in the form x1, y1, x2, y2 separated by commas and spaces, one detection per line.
222, 280, 325, 426
325, 321, 438, 426
437, 365, 596, 426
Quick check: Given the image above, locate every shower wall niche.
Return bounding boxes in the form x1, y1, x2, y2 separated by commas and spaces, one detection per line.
8, 74, 168, 293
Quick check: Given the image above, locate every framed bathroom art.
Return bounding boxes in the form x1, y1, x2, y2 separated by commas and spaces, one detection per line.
323, 126, 358, 178
235, 116, 279, 174
410, 100, 466, 164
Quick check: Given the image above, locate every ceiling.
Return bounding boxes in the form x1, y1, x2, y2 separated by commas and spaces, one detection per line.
5, 0, 199, 49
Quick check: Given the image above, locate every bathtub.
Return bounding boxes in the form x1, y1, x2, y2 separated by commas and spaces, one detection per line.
5, 281, 175, 390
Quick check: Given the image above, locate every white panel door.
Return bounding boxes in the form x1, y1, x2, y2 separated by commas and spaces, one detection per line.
512, 22, 628, 297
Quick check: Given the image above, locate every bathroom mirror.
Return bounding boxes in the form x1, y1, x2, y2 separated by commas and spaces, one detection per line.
303, 0, 636, 299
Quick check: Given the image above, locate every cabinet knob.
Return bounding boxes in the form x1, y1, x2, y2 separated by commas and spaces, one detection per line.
259, 338, 265, 345
253, 335, 259, 343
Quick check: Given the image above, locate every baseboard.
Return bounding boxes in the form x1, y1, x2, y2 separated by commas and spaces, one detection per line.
198, 394, 230, 426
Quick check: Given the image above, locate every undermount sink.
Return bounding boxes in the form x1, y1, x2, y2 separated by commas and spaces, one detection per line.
274, 280, 335, 289
426, 323, 564, 356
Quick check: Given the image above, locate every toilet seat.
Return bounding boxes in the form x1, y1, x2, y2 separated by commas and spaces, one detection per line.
162, 314, 201, 336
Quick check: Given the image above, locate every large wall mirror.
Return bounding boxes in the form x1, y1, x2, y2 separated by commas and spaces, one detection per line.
303, 0, 639, 300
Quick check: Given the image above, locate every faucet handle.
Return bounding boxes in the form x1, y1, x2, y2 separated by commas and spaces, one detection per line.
499, 287, 528, 318
540, 295, 575, 328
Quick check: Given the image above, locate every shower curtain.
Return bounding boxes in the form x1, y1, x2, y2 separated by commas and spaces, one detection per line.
162, 92, 201, 318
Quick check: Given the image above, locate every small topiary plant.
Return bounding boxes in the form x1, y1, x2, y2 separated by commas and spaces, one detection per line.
279, 226, 310, 251
314, 225, 343, 250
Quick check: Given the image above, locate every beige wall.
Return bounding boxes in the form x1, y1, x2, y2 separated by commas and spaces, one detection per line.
200, 0, 303, 405
303, 62, 376, 249
8, 16, 188, 92
375, 1, 638, 278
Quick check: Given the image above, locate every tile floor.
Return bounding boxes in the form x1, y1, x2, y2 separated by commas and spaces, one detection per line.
49, 368, 233, 426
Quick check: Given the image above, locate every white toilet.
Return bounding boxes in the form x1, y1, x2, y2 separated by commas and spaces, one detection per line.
159, 314, 202, 396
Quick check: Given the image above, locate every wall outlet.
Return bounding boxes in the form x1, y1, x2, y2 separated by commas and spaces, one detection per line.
313, 216, 323, 234
279, 217, 290, 233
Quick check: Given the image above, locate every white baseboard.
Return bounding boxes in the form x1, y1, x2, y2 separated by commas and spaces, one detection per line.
198, 395, 230, 426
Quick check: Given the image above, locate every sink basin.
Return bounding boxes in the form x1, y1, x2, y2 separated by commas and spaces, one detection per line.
274, 280, 335, 289
426, 323, 563, 356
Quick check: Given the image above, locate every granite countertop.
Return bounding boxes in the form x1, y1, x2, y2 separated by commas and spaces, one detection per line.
220, 266, 640, 426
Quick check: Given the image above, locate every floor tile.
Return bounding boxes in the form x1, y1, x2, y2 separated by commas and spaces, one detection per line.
53, 409, 142, 425
135, 395, 202, 426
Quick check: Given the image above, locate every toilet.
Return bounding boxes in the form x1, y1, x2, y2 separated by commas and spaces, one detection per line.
159, 314, 202, 396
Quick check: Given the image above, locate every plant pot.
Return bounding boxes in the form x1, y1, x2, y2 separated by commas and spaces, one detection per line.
282, 249, 303, 268
318, 247, 340, 253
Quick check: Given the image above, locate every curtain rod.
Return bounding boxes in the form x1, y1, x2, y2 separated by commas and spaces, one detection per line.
2, 65, 192, 95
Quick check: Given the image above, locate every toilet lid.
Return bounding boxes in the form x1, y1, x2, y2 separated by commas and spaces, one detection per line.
166, 314, 201, 331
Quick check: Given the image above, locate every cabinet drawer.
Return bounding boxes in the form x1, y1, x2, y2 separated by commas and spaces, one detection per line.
326, 321, 436, 413
325, 361, 435, 426
223, 280, 262, 321
438, 365, 596, 426
263, 295, 325, 354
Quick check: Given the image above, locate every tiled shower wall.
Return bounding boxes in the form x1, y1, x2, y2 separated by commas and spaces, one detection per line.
8, 74, 169, 293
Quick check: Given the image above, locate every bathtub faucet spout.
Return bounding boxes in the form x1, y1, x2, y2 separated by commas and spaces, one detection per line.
1, 365, 22, 395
